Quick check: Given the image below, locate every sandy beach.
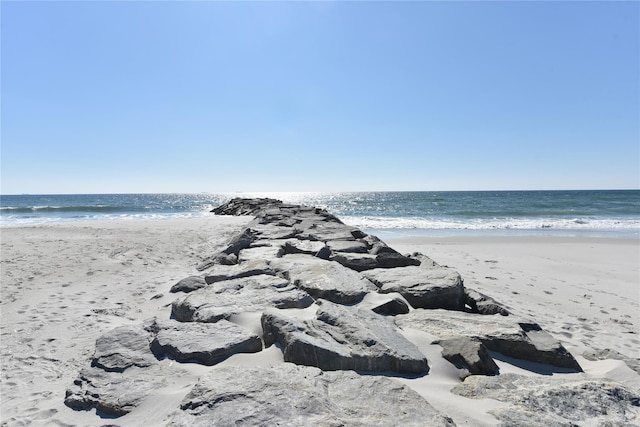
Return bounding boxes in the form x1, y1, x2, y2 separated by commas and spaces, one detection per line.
1, 218, 638, 426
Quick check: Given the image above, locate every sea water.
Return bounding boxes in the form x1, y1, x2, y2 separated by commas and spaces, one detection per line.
1, 191, 639, 237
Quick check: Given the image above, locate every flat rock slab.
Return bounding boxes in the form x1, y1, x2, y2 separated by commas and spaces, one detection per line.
167, 364, 455, 426
326, 239, 369, 253
363, 266, 464, 310
91, 325, 156, 372
172, 274, 314, 322
452, 373, 640, 426
262, 301, 428, 374
147, 318, 262, 365
329, 252, 421, 272
203, 260, 275, 285
395, 309, 581, 370
237, 245, 283, 263
171, 275, 208, 293
270, 254, 377, 304
65, 365, 168, 416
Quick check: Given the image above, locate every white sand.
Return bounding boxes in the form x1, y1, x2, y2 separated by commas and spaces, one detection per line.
387, 236, 640, 364
1, 220, 638, 426
1, 217, 251, 426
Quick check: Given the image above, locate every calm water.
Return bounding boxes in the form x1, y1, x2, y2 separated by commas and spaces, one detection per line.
1, 191, 639, 237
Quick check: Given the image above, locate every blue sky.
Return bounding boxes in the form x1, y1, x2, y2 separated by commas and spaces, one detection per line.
2, 1, 638, 194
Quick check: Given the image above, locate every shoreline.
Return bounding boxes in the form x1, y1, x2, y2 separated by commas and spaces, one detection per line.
1, 218, 638, 425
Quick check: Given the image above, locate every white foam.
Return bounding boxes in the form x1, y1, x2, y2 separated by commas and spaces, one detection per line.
340, 215, 640, 232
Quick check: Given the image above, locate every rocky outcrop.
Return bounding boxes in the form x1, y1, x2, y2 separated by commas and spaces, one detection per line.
452, 373, 640, 426
262, 301, 428, 374
147, 318, 262, 365
270, 254, 378, 304
464, 288, 509, 316
210, 197, 287, 216
363, 266, 464, 310
171, 274, 314, 322
66, 197, 593, 423
65, 316, 264, 414
167, 364, 456, 426
396, 309, 582, 371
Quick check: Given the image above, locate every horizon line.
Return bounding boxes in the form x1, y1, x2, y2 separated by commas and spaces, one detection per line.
2, 188, 639, 197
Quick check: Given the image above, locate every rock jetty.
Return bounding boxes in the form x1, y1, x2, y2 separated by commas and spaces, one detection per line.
65, 198, 640, 424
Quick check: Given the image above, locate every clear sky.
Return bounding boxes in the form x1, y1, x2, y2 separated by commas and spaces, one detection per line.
2, 1, 638, 194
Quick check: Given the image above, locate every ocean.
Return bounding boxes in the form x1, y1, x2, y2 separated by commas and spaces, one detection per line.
1, 191, 639, 238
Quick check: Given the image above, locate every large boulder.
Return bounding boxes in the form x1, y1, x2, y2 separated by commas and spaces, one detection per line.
396, 309, 582, 371
91, 325, 156, 372
270, 254, 378, 304
363, 266, 464, 310
167, 364, 455, 426
65, 365, 167, 416
172, 274, 314, 323
170, 276, 208, 293
452, 373, 640, 426
262, 301, 428, 374
147, 318, 262, 365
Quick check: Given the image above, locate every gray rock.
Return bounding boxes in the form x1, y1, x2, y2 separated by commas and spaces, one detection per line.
452, 373, 640, 426
167, 364, 455, 426
329, 252, 380, 272
363, 266, 464, 310
237, 245, 283, 263
326, 239, 369, 253
262, 301, 428, 374
315, 245, 332, 260
396, 309, 582, 371
375, 252, 422, 268
171, 276, 207, 293
250, 223, 300, 240
172, 274, 314, 323
436, 337, 499, 375
330, 252, 420, 271
222, 227, 258, 255
65, 365, 166, 416
410, 252, 442, 268
357, 292, 411, 316
363, 234, 399, 255
302, 224, 361, 242
203, 260, 275, 284
270, 254, 377, 304
91, 325, 155, 372
196, 252, 237, 271
464, 287, 509, 316
147, 318, 262, 365
281, 239, 326, 256
211, 197, 284, 216
370, 296, 411, 315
